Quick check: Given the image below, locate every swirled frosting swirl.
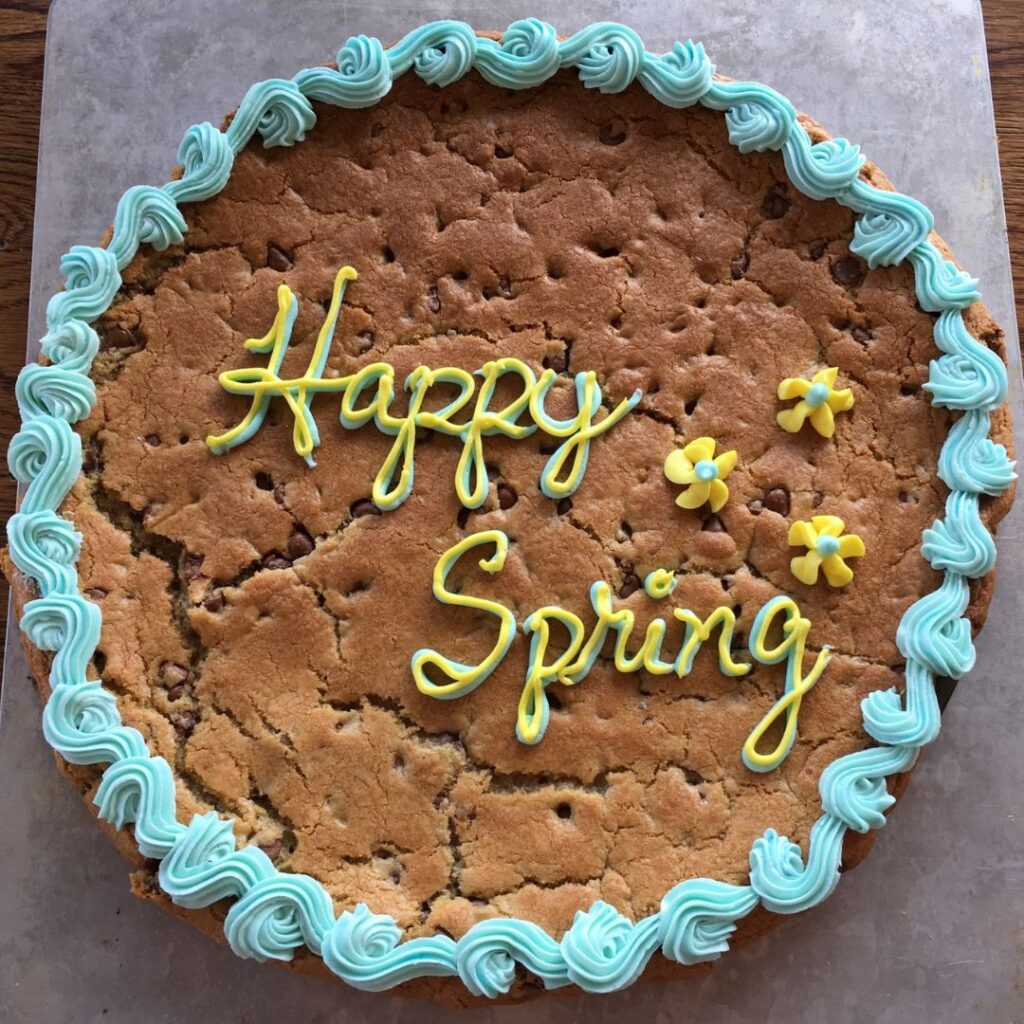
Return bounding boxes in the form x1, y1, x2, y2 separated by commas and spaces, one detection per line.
6, 511, 81, 596
861, 659, 941, 748
223, 874, 335, 960
637, 40, 713, 108
658, 878, 759, 964
895, 571, 974, 678
475, 19, 561, 90
108, 185, 186, 266
159, 813, 276, 909
165, 122, 235, 205
322, 904, 457, 990
937, 409, 1016, 494
455, 919, 570, 997
559, 24, 645, 94
21, 593, 100, 686
16, 363, 95, 424
560, 901, 661, 992
386, 21, 478, 87
295, 35, 392, 108
922, 491, 997, 578
818, 745, 917, 832
94, 756, 185, 858
45, 246, 120, 329
42, 680, 147, 765
38, 318, 99, 374
226, 79, 316, 151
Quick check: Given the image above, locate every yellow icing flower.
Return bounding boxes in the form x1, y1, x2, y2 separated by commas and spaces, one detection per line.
788, 515, 865, 587
664, 437, 737, 513
776, 367, 854, 438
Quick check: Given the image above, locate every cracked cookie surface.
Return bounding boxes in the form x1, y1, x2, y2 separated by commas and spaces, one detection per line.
20, 68, 1012, 956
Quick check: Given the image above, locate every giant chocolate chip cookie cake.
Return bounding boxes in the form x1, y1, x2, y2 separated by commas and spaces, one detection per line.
5, 19, 1015, 1004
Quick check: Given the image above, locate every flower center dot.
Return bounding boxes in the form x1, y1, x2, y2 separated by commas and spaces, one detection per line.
694, 459, 718, 481
806, 382, 830, 408
816, 535, 841, 557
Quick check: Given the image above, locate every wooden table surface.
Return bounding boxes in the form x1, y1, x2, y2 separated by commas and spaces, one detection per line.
0, 1, 1021, 655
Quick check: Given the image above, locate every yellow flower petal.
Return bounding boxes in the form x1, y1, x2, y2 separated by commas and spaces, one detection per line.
713, 449, 738, 478
826, 387, 855, 413
676, 480, 711, 509
778, 378, 812, 401
664, 449, 695, 484
838, 534, 866, 558
708, 478, 730, 512
683, 436, 716, 463
821, 553, 855, 587
811, 515, 845, 537
790, 552, 822, 586
776, 405, 809, 434
816, 367, 839, 387
809, 403, 836, 438
788, 520, 818, 547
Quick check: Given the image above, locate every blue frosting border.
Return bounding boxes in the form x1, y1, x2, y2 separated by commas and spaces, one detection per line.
8, 19, 1015, 997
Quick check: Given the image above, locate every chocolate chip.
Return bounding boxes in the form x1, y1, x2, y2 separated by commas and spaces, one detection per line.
730, 252, 750, 280
84, 588, 107, 600
169, 710, 197, 738
497, 484, 518, 510
555, 802, 573, 819
351, 498, 381, 518
619, 573, 641, 598
261, 553, 292, 570
812, 490, 825, 508
258, 840, 283, 861
762, 185, 791, 220
557, 497, 573, 515
702, 515, 726, 533
748, 499, 763, 515
809, 240, 828, 261
202, 590, 224, 613
831, 255, 867, 288
851, 325, 873, 344
166, 684, 185, 702
496, 276, 514, 299
267, 245, 292, 272
159, 661, 191, 689
762, 488, 790, 516
598, 121, 627, 146
287, 529, 314, 559
272, 483, 287, 505
105, 324, 137, 349
427, 285, 441, 313
354, 330, 374, 353
144, 434, 160, 447
183, 554, 204, 580
542, 351, 567, 373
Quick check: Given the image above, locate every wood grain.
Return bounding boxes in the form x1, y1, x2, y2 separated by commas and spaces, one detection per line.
0, 2, 1021, 657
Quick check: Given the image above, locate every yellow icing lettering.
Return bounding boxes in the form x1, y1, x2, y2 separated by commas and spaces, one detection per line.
207, 268, 639, 508
410, 530, 516, 700
518, 607, 587, 745
530, 370, 643, 498
673, 607, 750, 678
413, 534, 831, 765
742, 596, 831, 773
455, 358, 537, 509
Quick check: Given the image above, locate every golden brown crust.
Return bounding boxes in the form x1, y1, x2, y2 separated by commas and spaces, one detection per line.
4, 55, 1013, 1003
